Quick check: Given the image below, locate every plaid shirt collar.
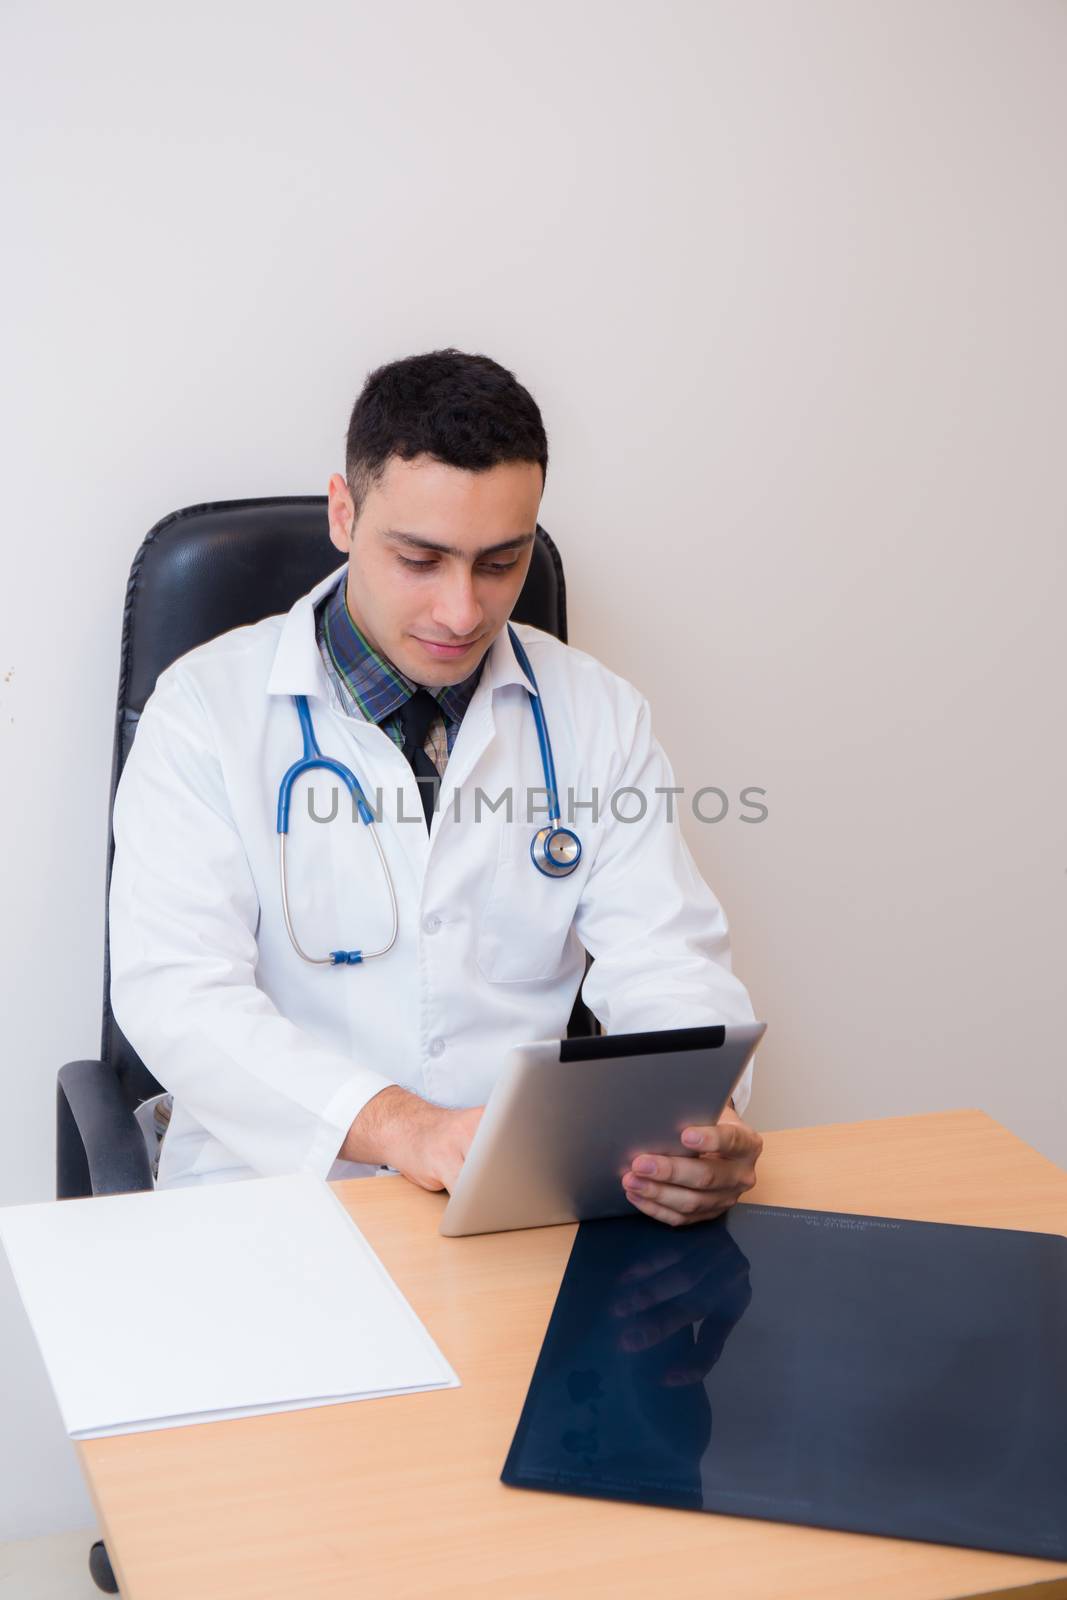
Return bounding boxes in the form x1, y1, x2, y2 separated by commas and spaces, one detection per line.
320, 576, 483, 728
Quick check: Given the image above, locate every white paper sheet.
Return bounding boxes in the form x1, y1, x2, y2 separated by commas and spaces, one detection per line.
0, 1173, 458, 1438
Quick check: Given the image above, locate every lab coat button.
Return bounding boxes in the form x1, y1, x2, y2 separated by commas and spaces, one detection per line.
422, 913, 442, 934
428, 1036, 445, 1057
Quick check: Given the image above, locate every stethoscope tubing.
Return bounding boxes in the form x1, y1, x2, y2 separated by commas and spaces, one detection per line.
278, 824, 398, 965
278, 692, 398, 964
277, 623, 581, 965
505, 628, 562, 822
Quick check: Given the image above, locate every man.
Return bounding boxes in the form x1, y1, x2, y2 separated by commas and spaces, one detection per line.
109, 348, 763, 1225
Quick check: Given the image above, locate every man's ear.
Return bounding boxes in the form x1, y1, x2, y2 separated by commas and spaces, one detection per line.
327, 473, 356, 554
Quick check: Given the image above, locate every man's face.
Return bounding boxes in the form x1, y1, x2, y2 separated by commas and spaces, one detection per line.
326, 454, 542, 687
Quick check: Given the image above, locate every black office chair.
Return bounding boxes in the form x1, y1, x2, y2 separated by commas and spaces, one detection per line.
59, 496, 596, 1592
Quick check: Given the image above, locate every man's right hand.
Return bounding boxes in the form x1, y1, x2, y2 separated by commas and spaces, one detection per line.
339, 1086, 483, 1193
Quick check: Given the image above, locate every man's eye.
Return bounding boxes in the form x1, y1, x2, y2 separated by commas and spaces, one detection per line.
397, 555, 519, 575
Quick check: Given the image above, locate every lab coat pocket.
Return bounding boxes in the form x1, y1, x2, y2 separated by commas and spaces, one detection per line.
475, 845, 584, 983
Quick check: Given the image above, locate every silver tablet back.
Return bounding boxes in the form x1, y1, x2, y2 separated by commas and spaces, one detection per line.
440, 1022, 766, 1237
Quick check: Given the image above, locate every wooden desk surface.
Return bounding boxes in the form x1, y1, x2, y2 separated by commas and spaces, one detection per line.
78, 1110, 1067, 1600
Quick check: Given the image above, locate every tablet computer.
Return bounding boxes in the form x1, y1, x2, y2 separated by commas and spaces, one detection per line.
439, 1022, 766, 1237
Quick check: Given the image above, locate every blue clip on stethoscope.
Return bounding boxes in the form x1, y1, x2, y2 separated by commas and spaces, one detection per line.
277, 624, 582, 967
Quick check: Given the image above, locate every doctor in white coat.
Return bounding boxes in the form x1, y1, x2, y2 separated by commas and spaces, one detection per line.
109, 348, 763, 1225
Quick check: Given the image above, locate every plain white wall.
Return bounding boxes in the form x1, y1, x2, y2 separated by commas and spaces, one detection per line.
1, 0, 1064, 1542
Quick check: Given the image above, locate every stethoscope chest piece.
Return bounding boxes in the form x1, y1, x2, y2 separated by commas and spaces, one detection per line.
530, 825, 582, 878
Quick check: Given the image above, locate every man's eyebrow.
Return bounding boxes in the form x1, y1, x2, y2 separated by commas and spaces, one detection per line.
382, 530, 536, 559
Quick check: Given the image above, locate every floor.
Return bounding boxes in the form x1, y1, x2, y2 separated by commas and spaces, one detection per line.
0, 1529, 105, 1599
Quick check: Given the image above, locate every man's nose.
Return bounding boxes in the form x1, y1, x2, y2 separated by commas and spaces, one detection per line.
431, 567, 484, 638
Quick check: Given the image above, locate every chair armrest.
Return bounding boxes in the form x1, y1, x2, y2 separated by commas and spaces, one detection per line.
57, 1060, 154, 1199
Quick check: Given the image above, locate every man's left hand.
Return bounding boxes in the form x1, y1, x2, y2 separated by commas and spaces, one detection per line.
621, 1104, 763, 1227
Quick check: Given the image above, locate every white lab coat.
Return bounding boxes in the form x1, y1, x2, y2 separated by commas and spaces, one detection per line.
108, 564, 757, 1188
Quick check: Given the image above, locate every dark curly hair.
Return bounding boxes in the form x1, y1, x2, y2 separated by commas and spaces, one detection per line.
345, 348, 548, 517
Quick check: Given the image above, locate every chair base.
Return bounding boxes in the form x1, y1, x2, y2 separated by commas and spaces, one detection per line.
89, 1538, 119, 1593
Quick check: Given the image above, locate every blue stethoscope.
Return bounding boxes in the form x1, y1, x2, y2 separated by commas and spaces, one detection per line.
277, 624, 582, 966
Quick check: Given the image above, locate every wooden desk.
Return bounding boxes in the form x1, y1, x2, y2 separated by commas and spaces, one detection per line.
78, 1110, 1067, 1600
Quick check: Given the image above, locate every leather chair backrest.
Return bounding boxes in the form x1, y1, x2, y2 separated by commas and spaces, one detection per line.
103, 496, 569, 1105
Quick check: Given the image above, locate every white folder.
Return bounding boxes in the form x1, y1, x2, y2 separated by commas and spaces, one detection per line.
0, 1173, 458, 1438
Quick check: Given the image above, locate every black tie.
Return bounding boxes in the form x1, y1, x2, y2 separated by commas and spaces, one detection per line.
395, 689, 441, 831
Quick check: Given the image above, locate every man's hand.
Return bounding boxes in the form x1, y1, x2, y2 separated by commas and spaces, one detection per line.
340, 1086, 483, 1193
621, 1103, 763, 1227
